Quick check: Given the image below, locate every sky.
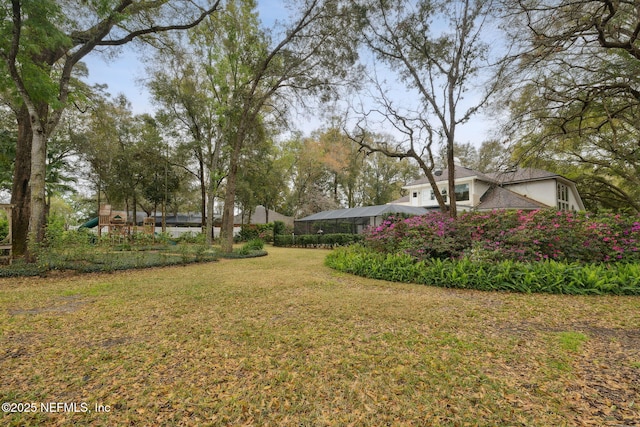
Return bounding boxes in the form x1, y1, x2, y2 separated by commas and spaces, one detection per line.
81, 1, 493, 147
83, 46, 152, 114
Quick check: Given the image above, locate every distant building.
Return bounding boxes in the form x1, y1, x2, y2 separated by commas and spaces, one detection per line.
234, 205, 294, 227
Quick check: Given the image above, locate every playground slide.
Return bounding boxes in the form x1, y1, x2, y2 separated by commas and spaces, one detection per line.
79, 217, 99, 229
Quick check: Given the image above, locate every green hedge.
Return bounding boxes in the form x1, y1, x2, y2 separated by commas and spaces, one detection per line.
325, 245, 640, 295
274, 233, 363, 248
0, 262, 46, 278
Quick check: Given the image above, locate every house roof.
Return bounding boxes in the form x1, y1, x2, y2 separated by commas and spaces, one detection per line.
484, 168, 560, 184
234, 205, 294, 226
405, 166, 573, 187
404, 165, 495, 187
296, 204, 428, 222
477, 186, 550, 210
390, 194, 410, 204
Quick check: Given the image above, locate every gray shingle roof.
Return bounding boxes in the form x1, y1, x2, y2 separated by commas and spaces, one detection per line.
296, 204, 428, 221
234, 205, 294, 226
477, 186, 550, 210
484, 168, 559, 184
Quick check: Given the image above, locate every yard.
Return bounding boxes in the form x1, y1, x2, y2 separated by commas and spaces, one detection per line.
1, 246, 639, 426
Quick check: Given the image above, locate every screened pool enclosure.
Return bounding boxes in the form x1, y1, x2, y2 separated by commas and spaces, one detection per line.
294, 204, 428, 235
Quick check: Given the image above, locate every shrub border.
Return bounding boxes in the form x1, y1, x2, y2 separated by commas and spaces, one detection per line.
274, 233, 363, 248
325, 246, 640, 295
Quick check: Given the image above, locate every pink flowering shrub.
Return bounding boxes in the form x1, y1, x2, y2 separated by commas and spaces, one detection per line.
363, 209, 640, 264
366, 213, 461, 260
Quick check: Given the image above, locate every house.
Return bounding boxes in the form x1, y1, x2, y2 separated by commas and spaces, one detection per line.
395, 166, 585, 212
293, 166, 584, 236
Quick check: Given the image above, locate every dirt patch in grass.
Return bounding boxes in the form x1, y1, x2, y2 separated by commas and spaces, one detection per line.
1, 246, 639, 426
7, 295, 94, 315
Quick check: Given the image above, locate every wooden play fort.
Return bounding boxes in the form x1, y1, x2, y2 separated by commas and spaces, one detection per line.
98, 204, 155, 237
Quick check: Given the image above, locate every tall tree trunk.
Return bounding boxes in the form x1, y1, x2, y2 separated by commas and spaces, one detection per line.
220, 177, 237, 252
11, 106, 32, 258
198, 156, 207, 234
161, 199, 167, 233
28, 121, 48, 255
447, 69, 458, 219
205, 140, 221, 245
220, 138, 242, 253
132, 194, 137, 229
447, 142, 457, 219
206, 175, 216, 244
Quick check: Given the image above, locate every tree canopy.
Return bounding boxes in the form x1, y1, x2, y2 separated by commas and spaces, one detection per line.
0, 0, 220, 258
501, 0, 640, 212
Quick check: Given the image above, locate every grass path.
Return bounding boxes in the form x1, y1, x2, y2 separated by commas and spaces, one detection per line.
1, 247, 639, 426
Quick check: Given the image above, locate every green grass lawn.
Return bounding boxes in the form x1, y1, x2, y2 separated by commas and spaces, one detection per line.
1, 246, 639, 426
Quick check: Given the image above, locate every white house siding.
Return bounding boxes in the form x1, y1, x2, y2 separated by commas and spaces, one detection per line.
503, 180, 556, 207
472, 181, 491, 206
406, 186, 436, 208
503, 179, 584, 211
421, 190, 431, 206
453, 179, 475, 208
568, 187, 582, 211
407, 178, 487, 209
405, 187, 423, 207
399, 167, 585, 212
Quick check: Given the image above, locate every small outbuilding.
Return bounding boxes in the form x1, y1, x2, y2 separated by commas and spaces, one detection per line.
294, 204, 428, 235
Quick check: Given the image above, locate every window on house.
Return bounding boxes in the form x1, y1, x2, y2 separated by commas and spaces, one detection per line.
430, 191, 435, 201
455, 184, 470, 201
413, 192, 418, 198
557, 183, 569, 211
441, 189, 448, 203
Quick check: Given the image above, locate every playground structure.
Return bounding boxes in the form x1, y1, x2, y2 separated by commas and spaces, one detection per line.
0, 204, 14, 264
82, 205, 155, 238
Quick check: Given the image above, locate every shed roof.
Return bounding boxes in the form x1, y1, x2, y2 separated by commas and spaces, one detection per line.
296, 204, 428, 222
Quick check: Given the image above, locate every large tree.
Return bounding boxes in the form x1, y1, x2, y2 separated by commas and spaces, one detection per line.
351, 0, 507, 218
281, 133, 340, 217
76, 95, 160, 219
358, 138, 421, 205
150, 0, 277, 246
210, 0, 359, 252
235, 128, 290, 223
302, 126, 364, 208
148, 53, 226, 243
500, 0, 640, 212
0, 0, 220, 259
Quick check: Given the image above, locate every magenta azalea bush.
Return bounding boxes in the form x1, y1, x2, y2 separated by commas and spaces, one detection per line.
364, 210, 640, 264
